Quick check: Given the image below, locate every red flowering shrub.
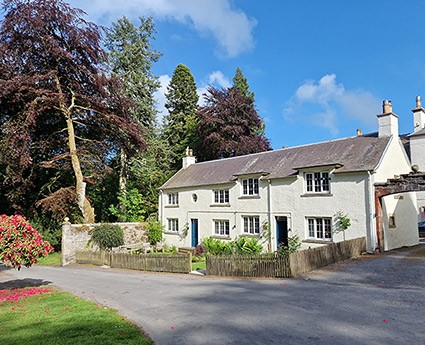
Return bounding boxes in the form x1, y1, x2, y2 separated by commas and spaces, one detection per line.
0, 215, 54, 270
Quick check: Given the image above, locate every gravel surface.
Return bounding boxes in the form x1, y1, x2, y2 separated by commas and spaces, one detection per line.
1, 244, 424, 345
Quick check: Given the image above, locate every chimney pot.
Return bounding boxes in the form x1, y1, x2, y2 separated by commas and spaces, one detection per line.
356, 129, 362, 136
416, 95, 422, 109
383, 100, 392, 114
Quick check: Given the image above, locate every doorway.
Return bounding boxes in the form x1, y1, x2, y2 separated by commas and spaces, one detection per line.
276, 216, 288, 248
191, 219, 199, 247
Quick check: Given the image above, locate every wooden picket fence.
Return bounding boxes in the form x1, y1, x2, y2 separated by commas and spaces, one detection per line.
207, 237, 366, 278
75, 250, 192, 273
206, 254, 291, 278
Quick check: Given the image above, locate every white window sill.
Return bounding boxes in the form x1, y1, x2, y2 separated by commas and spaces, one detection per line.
300, 193, 333, 197
165, 205, 179, 208
239, 195, 260, 200
303, 239, 333, 244
164, 231, 179, 236
210, 203, 231, 207
211, 235, 231, 240
241, 233, 260, 237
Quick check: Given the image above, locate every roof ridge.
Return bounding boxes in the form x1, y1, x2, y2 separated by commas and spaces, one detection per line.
192, 134, 366, 166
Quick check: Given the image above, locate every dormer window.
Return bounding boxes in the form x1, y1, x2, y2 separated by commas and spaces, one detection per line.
242, 178, 259, 196
305, 172, 330, 193
168, 193, 179, 205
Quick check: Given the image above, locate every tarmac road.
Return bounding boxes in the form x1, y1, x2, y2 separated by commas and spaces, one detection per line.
1, 244, 424, 345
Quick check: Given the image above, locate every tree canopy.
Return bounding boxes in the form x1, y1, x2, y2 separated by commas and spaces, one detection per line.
196, 87, 270, 161
0, 0, 145, 223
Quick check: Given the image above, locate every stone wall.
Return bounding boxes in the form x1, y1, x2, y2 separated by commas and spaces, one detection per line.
62, 221, 147, 266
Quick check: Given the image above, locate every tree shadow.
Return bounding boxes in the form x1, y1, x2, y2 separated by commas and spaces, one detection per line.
0, 278, 52, 290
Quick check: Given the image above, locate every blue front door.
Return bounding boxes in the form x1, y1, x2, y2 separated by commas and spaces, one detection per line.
191, 219, 199, 247
276, 216, 288, 248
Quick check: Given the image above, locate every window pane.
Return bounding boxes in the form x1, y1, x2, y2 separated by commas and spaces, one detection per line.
308, 219, 315, 237
224, 190, 229, 203
254, 179, 259, 194
316, 218, 323, 239
306, 174, 313, 192
243, 180, 248, 194
248, 179, 254, 195
225, 221, 229, 235
214, 191, 218, 203
314, 173, 321, 192
322, 172, 329, 191
324, 219, 332, 239
254, 217, 260, 234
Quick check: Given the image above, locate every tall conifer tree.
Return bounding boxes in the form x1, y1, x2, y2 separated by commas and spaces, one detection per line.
233, 67, 254, 101
162, 64, 199, 170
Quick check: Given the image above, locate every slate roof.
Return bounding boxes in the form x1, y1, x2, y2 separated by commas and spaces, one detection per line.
160, 134, 391, 190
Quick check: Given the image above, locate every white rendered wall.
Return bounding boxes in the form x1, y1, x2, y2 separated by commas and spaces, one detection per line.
374, 137, 419, 250
382, 192, 419, 250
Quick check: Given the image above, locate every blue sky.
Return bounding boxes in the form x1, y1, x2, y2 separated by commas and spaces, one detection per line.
47, 1, 425, 148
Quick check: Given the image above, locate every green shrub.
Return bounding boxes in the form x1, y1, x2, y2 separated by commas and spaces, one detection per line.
233, 237, 263, 255
108, 188, 147, 222
29, 216, 62, 252
202, 237, 233, 256
146, 218, 163, 245
202, 236, 263, 256
89, 224, 124, 251
277, 235, 302, 255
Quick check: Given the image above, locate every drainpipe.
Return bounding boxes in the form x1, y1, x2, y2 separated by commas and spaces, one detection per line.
267, 179, 272, 252
159, 190, 164, 226
367, 171, 377, 252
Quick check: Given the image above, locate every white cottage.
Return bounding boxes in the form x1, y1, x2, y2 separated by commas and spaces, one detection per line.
159, 100, 422, 253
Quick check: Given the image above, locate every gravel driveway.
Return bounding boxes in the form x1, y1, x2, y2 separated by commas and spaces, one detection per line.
1, 244, 424, 345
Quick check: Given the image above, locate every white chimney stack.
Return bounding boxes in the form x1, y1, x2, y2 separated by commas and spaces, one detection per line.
412, 95, 425, 132
182, 147, 196, 169
377, 100, 399, 138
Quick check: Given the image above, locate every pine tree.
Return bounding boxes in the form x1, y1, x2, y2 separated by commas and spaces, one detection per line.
233, 67, 254, 101
105, 16, 161, 219
105, 16, 161, 129
162, 64, 199, 170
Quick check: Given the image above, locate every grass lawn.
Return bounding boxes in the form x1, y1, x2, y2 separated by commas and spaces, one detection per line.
0, 287, 153, 345
37, 252, 62, 266
192, 257, 206, 271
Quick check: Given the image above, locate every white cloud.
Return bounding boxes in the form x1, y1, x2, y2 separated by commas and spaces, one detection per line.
69, 0, 256, 58
284, 74, 380, 135
154, 74, 171, 123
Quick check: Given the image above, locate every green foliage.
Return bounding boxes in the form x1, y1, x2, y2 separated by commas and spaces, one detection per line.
336, 211, 351, 230
162, 64, 199, 170
146, 217, 163, 245
202, 236, 263, 256
233, 237, 263, 255
233, 67, 255, 101
277, 235, 302, 255
105, 16, 161, 128
89, 224, 124, 251
29, 216, 62, 252
109, 188, 146, 222
202, 237, 233, 256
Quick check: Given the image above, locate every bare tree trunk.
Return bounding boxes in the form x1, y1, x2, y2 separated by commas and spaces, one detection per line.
56, 76, 95, 223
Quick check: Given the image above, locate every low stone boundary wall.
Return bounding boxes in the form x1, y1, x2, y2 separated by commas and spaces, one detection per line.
62, 222, 147, 266
75, 251, 192, 273
206, 237, 366, 278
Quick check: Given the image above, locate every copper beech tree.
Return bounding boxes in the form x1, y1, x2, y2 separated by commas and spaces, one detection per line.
0, 0, 145, 222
